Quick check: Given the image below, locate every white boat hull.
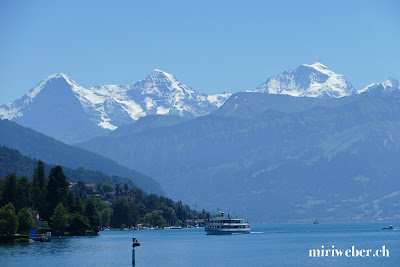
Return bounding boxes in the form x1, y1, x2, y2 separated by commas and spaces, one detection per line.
205, 227, 251, 235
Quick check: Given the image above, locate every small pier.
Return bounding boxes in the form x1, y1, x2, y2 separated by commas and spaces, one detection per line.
29, 228, 51, 242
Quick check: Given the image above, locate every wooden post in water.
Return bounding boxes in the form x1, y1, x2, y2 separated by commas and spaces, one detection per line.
132, 237, 140, 265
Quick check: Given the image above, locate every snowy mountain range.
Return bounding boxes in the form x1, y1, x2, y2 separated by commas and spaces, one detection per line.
0, 70, 230, 142
0, 63, 398, 143
251, 62, 399, 99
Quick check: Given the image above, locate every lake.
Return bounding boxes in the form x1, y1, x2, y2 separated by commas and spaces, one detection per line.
1, 223, 399, 266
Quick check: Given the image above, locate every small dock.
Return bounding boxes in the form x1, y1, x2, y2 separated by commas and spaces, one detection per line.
29, 228, 51, 242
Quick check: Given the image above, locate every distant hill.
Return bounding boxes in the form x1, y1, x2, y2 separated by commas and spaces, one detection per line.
78, 94, 400, 222
0, 145, 137, 188
0, 119, 164, 195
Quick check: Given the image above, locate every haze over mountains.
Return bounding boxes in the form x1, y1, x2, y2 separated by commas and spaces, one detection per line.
1, 63, 400, 222
77, 93, 400, 222
0, 119, 164, 195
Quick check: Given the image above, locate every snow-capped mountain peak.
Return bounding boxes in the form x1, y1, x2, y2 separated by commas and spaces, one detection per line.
150, 69, 172, 78
146, 69, 175, 83
0, 73, 84, 121
26, 73, 73, 99
127, 70, 219, 117
138, 69, 195, 96
302, 62, 333, 76
253, 62, 356, 98
146, 69, 177, 86
358, 77, 400, 95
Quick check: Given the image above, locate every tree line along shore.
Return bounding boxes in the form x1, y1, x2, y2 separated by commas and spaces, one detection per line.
0, 160, 209, 241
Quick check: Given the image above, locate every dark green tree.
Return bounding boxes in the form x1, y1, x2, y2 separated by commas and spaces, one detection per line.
115, 184, 121, 195
0, 203, 19, 236
50, 203, 70, 235
136, 203, 148, 218
110, 198, 138, 228
1, 173, 18, 207
99, 202, 111, 227
100, 210, 110, 227
68, 213, 90, 235
160, 205, 177, 226
77, 181, 86, 199
131, 187, 145, 204
144, 210, 167, 228
17, 207, 34, 235
145, 194, 159, 211
96, 183, 102, 193
44, 171, 57, 219
73, 195, 85, 215
45, 166, 69, 219
17, 177, 33, 211
85, 195, 99, 228
176, 203, 189, 223
0, 178, 5, 203
101, 183, 113, 193
32, 160, 46, 214
66, 191, 75, 212
124, 183, 128, 194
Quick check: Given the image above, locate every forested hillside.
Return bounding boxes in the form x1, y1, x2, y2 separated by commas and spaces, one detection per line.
0, 119, 163, 195
0, 145, 137, 188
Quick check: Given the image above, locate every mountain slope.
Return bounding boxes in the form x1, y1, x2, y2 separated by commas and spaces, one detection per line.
77, 95, 400, 222
0, 119, 164, 195
0, 71, 230, 143
252, 63, 356, 98
0, 145, 138, 188
0, 74, 108, 143
211, 92, 356, 118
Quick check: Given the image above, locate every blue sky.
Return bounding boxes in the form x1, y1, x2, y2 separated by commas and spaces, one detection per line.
0, 0, 399, 104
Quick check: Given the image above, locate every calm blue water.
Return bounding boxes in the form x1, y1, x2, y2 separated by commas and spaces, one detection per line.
1, 223, 399, 266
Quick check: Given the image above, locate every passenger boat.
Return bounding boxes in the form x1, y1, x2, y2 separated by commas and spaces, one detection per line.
205, 211, 251, 235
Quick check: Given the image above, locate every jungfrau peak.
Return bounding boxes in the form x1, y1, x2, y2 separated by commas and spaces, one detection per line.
253, 62, 356, 98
